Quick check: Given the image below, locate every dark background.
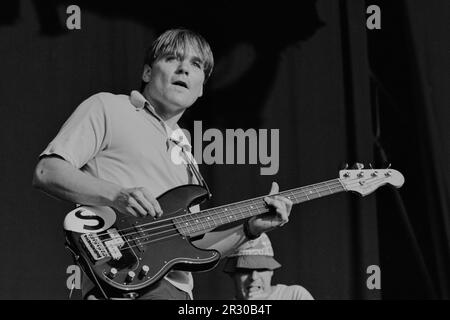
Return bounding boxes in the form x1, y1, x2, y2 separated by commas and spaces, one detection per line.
0, 0, 449, 299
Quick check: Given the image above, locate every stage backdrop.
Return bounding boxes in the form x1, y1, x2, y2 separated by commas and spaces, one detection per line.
0, 0, 448, 299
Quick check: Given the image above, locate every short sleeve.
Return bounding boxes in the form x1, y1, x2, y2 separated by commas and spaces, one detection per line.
294, 285, 314, 300
40, 93, 110, 168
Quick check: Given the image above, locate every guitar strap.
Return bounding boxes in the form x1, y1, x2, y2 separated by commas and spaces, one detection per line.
170, 138, 212, 200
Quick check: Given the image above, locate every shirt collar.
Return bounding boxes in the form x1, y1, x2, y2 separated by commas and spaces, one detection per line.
129, 90, 192, 153
129, 90, 157, 114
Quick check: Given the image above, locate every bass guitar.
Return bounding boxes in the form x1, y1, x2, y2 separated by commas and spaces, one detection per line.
64, 166, 404, 298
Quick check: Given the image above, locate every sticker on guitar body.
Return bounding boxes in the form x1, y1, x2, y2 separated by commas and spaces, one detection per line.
64, 206, 116, 233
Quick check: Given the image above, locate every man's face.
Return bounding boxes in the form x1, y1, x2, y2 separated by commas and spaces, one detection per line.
232, 268, 274, 300
142, 44, 205, 116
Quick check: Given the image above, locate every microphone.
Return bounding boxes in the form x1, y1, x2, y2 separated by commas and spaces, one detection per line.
130, 90, 145, 111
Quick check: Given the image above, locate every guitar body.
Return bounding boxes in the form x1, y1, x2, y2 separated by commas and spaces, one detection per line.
64, 184, 220, 298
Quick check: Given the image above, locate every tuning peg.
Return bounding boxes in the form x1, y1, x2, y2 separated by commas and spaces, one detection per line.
340, 163, 348, 170
352, 163, 364, 170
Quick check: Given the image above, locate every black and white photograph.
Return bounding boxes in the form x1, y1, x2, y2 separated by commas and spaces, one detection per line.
0, 0, 449, 305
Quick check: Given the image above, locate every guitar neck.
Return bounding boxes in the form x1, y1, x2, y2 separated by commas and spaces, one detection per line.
173, 178, 346, 237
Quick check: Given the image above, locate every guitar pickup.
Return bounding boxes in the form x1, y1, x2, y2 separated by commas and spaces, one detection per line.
104, 229, 125, 260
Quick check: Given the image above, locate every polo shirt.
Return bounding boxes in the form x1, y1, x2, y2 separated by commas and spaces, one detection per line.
40, 90, 200, 298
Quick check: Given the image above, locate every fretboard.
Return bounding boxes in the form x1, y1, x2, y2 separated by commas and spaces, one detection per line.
173, 179, 345, 236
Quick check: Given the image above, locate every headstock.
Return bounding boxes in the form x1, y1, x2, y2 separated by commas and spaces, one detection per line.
339, 163, 404, 196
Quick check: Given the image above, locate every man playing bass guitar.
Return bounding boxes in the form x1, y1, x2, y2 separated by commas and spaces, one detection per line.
32, 28, 293, 300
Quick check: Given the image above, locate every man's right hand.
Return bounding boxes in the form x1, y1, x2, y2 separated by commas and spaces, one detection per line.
110, 187, 163, 218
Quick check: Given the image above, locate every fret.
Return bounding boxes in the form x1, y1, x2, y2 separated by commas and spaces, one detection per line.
191, 216, 200, 233
223, 207, 231, 223
236, 206, 244, 222
244, 203, 252, 219
325, 182, 333, 195
313, 185, 321, 197
337, 179, 345, 192
221, 208, 230, 224
186, 217, 195, 235
302, 188, 310, 201
204, 211, 214, 229
214, 208, 223, 227
315, 182, 330, 196
176, 215, 189, 236
250, 203, 261, 216
214, 208, 223, 228
247, 201, 259, 217
197, 215, 208, 232
235, 205, 243, 221
257, 204, 267, 214
331, 181, 340, 192
285, 191, 297, 204
308, 187, 319, 199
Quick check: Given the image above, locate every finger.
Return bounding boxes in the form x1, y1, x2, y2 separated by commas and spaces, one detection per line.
284, 198, 293, 212
269, 181, 279, 195
149, 198, 163, 218
131, 190, 155, 217
263, 198, 288, 228
282, 198, 293, 217
140, 188, 163, 217
124, 206, 139, 217
264, 196, 275, 207
278, 195, 293, 208
270, 197, 289, 223
128, 197, 148, 217
264, 197, 284, 218
277, 209, 289, 225
274, 196, 292, 214
264, 196, 282, 209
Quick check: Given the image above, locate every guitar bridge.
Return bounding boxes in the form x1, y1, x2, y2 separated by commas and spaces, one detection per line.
81, 233, 109, 261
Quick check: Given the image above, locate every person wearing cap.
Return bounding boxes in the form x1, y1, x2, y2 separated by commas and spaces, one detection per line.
224, 233, 314, 300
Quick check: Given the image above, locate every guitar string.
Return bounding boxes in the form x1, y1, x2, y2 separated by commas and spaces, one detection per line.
96, 175, 384, 248
94, 180, 346, 254
93, 178, 344, 240
116, 182, 345, 245
91, 182, 390, 261
95, 179, 345, 243
100, 176, 390, 253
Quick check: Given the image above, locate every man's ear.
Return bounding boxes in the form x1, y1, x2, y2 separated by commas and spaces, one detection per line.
142, 64, 152, 83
